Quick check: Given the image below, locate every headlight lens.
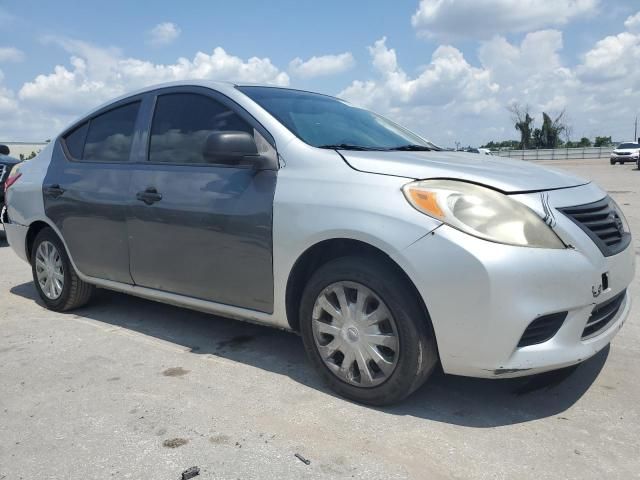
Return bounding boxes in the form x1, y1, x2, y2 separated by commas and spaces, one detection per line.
402, 179, 566, 248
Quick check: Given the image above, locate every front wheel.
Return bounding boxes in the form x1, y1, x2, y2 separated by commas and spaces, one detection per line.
31, 227, 94, 312
299, 256, 438, 405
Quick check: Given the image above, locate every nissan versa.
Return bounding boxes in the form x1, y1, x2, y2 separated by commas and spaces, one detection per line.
1, 82, 635, 405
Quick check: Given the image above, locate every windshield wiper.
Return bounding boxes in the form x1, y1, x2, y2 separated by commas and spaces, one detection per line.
317, 143, 384, 151
386, 144, 432, 151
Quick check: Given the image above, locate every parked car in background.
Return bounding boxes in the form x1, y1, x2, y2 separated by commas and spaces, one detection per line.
0, 145, 22, 215
610, 142, 640, 165
1, 81, 635, 405
465, 148, 492, 155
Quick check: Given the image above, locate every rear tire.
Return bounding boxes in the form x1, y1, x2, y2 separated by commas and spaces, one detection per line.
31, 227, 94, 312
299, 256, 438, 405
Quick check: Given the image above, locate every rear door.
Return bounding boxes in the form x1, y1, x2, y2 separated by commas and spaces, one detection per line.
43, 98, 143, 283
127, 87, 278, 313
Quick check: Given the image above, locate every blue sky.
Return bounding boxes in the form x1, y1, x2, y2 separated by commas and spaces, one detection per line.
1, 0, 639, 145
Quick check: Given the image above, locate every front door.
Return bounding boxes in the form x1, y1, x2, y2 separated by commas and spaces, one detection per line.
127, 89, 277, 313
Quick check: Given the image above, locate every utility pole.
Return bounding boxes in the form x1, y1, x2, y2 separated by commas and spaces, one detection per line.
635, 115, 638, 142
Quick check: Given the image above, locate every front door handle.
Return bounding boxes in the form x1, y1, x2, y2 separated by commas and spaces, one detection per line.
136, 187, 163, 205
44, 184, 65, 198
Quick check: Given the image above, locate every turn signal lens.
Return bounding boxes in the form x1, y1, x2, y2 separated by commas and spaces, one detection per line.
405, 188, 444, 219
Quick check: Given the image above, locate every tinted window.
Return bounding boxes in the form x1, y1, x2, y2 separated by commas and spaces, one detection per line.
64, 122, 89, 159
149, 93, 252, 164
617, 143, 640, 149
237, 86, 431, 150
83, 102, 140, 162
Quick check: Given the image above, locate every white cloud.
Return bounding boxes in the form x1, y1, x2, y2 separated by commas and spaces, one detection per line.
1, 39, 289, 140
340, 37, 499, 111
0, 46, 24, 62
339, 25, 639, 146
412, 0, 598, 39
18, 38, 289, 114
0, 71, 18, 113
623, 11, 640, 32
289, 52, 355, 78
147, 22, 181, 46
578, 32, 640, 80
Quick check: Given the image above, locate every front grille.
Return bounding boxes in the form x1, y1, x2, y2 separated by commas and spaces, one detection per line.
614, 152, 631, 156
582, 290, 626, 339
518, 312, 567, 347
559, 197, 630, 257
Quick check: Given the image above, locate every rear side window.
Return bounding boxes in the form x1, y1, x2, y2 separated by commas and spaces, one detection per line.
149, 93, 252, 164
63, 122, 89, 159
82, 102, 140, 162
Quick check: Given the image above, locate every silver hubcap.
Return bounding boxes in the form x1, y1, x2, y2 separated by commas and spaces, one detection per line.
35, 241, 64, 300
311, 281, 399, 388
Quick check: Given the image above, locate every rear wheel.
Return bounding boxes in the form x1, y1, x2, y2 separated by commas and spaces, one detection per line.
31, 228, 94, 312
299, 256, 438, 405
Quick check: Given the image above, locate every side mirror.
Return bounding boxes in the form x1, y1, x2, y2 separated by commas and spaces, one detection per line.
203, 131, 260, 167
0, 144, 9, 156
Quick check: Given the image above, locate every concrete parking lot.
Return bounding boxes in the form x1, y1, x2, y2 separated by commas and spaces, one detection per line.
1, 159, 638, 480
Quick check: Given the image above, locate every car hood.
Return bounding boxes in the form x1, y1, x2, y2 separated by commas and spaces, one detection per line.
613, 148, 639, 154
340, 150, 589, 193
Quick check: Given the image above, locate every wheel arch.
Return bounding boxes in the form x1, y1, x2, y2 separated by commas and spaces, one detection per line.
284, 238, 434, 336
25, 220, 53, 264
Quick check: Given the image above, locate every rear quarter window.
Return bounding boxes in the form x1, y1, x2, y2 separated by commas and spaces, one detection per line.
63, 122, 89, 159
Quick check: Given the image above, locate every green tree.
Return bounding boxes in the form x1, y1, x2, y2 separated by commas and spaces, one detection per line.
529, 111, 568, 148
481, 140, 519, 149
508, 103, 534, 149
594, 136, 612, 147
540, 111, 566, 148
577, 137, 592, 147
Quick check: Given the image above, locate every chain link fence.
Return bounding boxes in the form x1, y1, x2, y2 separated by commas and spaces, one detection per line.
492, 146, 614, 161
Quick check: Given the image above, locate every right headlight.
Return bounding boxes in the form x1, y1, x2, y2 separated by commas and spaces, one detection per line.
402, 179, 566, 249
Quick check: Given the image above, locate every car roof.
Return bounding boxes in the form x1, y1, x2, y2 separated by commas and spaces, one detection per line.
65, 80, 342, 130
94, 80, 338, 106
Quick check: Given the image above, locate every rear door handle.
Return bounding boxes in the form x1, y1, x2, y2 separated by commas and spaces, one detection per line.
44, 184, 65, 198
136, 187, 162, 205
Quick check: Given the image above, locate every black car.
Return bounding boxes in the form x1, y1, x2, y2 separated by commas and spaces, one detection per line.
0, 146, 21, 211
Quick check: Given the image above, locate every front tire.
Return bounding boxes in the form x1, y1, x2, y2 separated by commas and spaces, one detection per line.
299, 256, 438, 405
31, 228, 94, 312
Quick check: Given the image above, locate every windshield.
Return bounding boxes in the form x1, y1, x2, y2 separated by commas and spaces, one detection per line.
237, 86, 436, 150
617, 143, 640, 149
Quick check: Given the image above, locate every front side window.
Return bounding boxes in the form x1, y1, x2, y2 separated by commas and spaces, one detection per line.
237, 86, 435, 150
83, 102, 140, 162
149, 93, 253, 164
